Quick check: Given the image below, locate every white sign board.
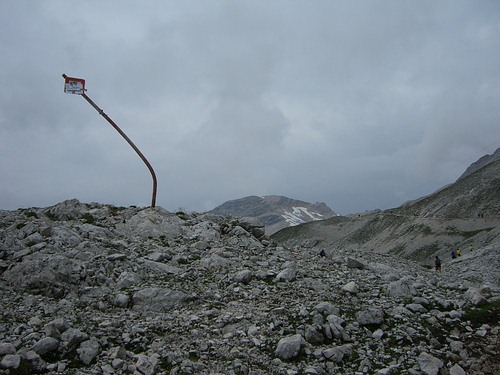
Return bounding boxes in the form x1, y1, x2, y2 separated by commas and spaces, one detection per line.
64, 77, 85, 94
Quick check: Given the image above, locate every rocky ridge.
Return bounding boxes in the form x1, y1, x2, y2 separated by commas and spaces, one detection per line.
0, 199, 498, 374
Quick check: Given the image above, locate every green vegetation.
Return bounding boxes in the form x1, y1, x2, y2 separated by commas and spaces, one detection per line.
175, 211, 190, 220
23, 210, 37, 218
82, 213, 95, 224
463, 300, 500, 326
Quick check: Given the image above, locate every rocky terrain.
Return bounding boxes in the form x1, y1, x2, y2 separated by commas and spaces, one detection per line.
0, 199, 498, 374
209, 195, 338, 235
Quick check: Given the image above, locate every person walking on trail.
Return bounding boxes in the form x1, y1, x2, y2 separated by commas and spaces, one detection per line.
435, 256, 442, 272
456, 248, 462, 257
451, 250, 457, 259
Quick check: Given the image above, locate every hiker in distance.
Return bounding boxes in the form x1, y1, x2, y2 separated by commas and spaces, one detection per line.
435, 256, 442, 272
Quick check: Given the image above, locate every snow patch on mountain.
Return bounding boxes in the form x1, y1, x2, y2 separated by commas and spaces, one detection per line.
282, 206, 326, 226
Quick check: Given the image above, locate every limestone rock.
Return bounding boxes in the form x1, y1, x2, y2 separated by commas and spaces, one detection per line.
275, 334, 304, 360
386, 277, 416, 298
77, 339, 100, 365
342, 281, 359, 294
347, 257, 366, 269
132, 287, 189, 311
32, 337, 59, 355
417, 352, 443, 375
355, 307, 384, 326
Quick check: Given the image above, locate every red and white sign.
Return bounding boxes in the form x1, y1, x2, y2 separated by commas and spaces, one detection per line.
64, 76, 85, 94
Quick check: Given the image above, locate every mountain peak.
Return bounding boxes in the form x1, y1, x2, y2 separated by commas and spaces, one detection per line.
209, 195, 338, 234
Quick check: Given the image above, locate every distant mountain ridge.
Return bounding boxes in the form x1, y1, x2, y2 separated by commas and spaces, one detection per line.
457, 147, 500, 181
272, 152, 500, 262
209, 195, 338, 235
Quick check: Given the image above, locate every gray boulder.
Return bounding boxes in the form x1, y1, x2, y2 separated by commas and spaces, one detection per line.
355, 307, 384, 326
347, 258, 366, 269
417, 352, 443, 375
386, 277, 416, 299
342, 281, 359, 294
322, 344, 352, 362
305, 325, 324, 345
0, 354, 21, 370
314, 302, 340, 316
132, 287, 189, 312
61, 328, 89, 350
0, 343, 16, 356
77, 339, 100, 365
238, 217, 266, 238
464, 287, 486, 306
233, 269, 253, 284
125, 207, 184, 239
32, 337, 59, 355
275, 334, 304, 360
275, 268, 297, 282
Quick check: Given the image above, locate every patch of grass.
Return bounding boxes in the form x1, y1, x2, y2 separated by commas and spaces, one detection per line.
82, 213, 95, 224
23, 210, 38, 218
463, 300, 500, 327
176, 211, 190, 220
460, 228, 494, 239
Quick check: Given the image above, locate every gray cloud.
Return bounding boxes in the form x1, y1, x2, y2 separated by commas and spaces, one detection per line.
1, 0, 499, 214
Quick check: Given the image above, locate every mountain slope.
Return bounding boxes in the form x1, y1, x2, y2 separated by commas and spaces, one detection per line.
457, 147, 500, 181
209, 195, 338, 234
272, 159, 500, 263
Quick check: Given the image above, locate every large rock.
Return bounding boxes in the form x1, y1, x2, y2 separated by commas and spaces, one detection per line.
3, 254, 84, 297
44, 199, 83, 221
77, 339, 101, 365
347, 258, 366, 269
322, 344, 352, 362
464, 287, 486, 306
275, 334, 304, 360
32, 337, 59, 355
0, 354, 21, 371
355, 308, 384, 326
386, 277, 416, 299
125, 207, 184, 239
132, 287, 189, 312
237, 217, 266, 239
417, 352, 443, 375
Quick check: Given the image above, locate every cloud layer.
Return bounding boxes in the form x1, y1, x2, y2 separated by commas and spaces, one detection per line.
1, 1, 499, 214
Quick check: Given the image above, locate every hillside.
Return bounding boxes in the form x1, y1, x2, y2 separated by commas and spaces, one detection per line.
272, 160, 500, 265
209, 195, 338, 235
1, 199, 498, 374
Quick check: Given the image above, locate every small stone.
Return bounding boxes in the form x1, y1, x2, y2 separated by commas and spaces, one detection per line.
342, 281, 359, 294
372, 329, 384, 340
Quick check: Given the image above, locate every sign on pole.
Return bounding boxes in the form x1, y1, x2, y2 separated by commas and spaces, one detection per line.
61, 73, 158, 207
64, 76, 86, 94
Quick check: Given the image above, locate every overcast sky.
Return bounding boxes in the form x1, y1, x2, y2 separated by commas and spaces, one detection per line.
1, 1, 499, 215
